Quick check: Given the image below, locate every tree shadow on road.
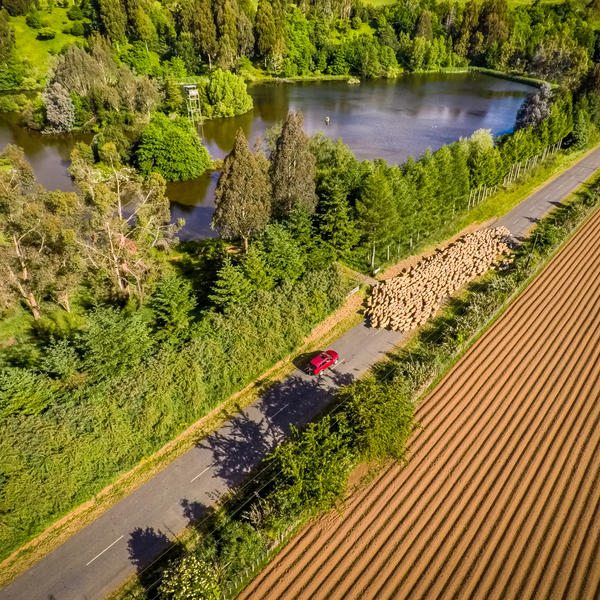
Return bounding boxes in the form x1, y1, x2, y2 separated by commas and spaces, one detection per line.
180, 498, 211, 525
127, 527, 171, 573
197, 371, 352, 487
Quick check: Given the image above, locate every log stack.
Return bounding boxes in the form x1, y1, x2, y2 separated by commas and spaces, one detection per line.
366, 226, 512, 331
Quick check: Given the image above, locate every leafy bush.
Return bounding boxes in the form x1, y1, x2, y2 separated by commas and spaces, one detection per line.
0, 57, 24, 91
197, 69, 253, 119
67, 21, 84, 36
135, 113, 211, 181
36, 27, 56, 40
25, 9, 42, 28
66, 4, 83, 20
0, 93, 26, 112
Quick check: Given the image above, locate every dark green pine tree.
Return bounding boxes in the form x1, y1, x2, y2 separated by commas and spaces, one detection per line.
209, 257, 253, 310
414, 9, 433, 40
433, 145, 454, 222
212, 129, 272, 252
213, 0, 238, 68
259, 223, 306, 283
269, 111, 317, 219
285, 206, 314, 250
416, 150, 439, 235
0, 11, 15, 62
451, 141, 471, 212
98, 0, 127, 43
355, 167, 397, 269
180, 0, 218, 69
255, 0, 277, 63
317, 178, 360, 259
242, 243, 275, 290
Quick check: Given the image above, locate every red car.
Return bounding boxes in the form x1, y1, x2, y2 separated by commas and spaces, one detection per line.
307, 350, 339, 375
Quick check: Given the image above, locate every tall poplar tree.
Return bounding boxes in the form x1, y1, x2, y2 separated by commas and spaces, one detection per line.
212, 129, 272, 251
269, 111, 317, 219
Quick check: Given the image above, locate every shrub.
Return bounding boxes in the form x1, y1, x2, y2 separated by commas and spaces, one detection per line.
66, 4, 83, 20
0, 58, 24, 91
25, 9, 42, 28
197, 69, 253, 119
68, 21, 84, 36
135, 113, 211, 181
36, 27, 56, 40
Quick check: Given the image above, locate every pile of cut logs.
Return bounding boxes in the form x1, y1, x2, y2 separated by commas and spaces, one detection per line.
366, 226, 512, 331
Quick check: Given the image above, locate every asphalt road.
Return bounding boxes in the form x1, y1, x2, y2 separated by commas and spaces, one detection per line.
495, 147, 600, 237
3, 145, 600, 600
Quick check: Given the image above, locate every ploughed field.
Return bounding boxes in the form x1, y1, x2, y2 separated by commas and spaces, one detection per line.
239, 207, 600, 600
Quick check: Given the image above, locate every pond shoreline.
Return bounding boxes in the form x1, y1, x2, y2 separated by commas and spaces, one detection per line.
0, 72, 533, 240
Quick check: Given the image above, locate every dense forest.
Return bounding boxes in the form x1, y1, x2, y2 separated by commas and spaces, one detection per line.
2, 0, 600, 572
0, 0, 599, 181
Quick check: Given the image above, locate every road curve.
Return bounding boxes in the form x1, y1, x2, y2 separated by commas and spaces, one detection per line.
241, 184, 600, 600
2, 145, 600, 600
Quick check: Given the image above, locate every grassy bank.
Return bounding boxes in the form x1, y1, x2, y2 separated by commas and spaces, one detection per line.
469, 66, 547, 87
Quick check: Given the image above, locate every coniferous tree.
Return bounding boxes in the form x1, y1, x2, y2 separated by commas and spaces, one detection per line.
317, 178, 360, 258
209, 257, 253, 309
0, 10, 15, 62
571, 109, 591, 149
212, 129, 271, 251
242, 244, 275, 290
433, 145, 454, 220
355, 167, 396, 269
255, 0, 277, 63
451, 141, 471, 212
270, 111, 317, 219
181, 0, 218, 69
415, 10, 433, 40
98, 0, 127, 43
259, 223, 305, 283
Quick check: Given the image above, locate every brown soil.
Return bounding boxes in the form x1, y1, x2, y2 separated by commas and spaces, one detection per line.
239, 207, 600, 600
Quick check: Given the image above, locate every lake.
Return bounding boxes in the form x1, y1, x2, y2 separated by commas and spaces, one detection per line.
0, 71, 533, 239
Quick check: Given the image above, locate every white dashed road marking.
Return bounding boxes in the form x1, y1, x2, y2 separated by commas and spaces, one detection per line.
190, 465, 213, 483
86, 536, 124, 566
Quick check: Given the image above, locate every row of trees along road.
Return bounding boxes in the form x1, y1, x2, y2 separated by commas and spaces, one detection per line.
212, 84, 573, 270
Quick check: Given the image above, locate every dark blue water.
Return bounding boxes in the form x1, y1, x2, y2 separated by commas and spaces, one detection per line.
0, 72, 532, 239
